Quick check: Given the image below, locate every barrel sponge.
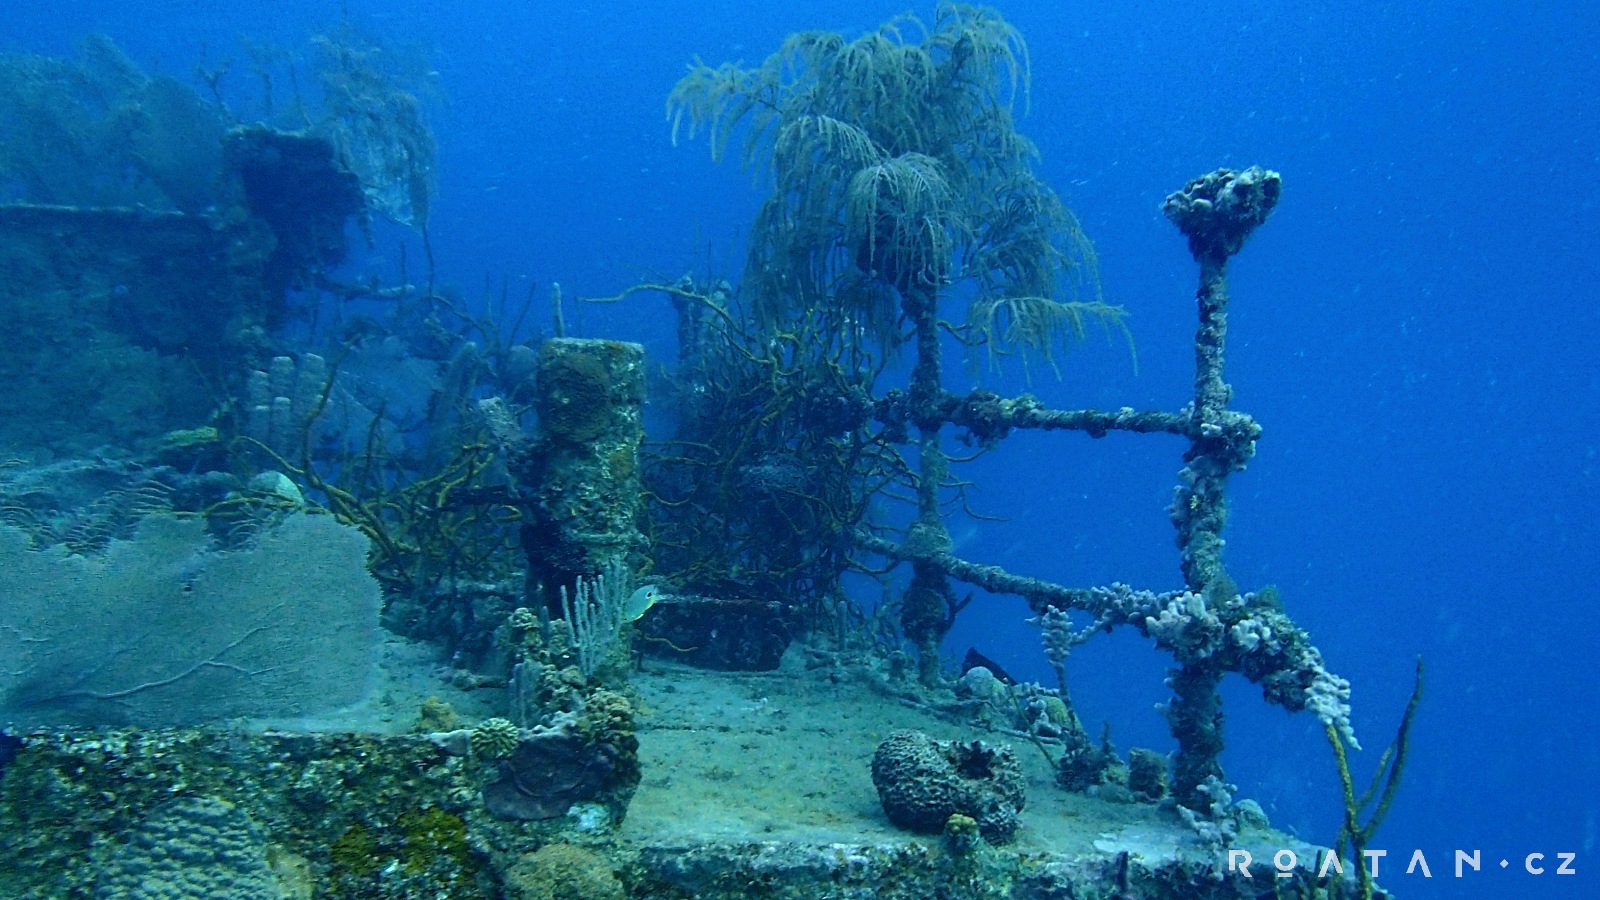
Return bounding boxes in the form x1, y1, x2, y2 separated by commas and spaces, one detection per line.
870, 729, 1027, 844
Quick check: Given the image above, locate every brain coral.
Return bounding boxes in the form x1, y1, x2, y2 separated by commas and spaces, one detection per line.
473, 717, 521, 759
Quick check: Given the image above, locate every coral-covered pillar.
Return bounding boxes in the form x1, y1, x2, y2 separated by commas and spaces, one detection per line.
516, 338, 647, 619
1161, 166, 1280, 806
900, 283, 958, 686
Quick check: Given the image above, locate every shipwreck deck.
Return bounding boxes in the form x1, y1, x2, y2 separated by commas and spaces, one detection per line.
0, 643, 1373, 899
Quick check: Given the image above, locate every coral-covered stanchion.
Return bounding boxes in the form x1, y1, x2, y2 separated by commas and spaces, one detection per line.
900, 283, 961, 687
860, 166, 1356, 814
1160, 166, 1281, 805
1163, 166, 1279, 591
514, 338, 648, 620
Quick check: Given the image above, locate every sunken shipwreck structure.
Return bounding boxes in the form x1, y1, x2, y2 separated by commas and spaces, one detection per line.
0, 9, 1411, 900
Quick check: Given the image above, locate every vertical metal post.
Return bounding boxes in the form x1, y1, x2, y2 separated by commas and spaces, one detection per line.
1161, 166, 1281, 805
517, 338, 647, 619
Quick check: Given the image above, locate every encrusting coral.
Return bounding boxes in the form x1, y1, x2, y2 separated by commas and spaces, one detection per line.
504, 843, 625, 900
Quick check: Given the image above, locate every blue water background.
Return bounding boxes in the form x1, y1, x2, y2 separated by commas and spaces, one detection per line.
5, 2, 1597, 897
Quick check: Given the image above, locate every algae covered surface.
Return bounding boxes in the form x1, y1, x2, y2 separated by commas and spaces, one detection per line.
0, 651, 1328, 899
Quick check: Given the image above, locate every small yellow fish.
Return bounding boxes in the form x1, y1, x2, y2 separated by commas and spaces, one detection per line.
623, 585, 660, 622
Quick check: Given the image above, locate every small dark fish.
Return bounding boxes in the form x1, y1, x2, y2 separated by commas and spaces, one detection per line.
961, 648, 1017, 685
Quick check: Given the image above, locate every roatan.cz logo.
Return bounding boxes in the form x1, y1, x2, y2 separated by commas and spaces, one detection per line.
1228, 848, 1578, 880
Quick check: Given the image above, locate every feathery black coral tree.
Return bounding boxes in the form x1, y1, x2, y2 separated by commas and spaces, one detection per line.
668, 3, 1124, 372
